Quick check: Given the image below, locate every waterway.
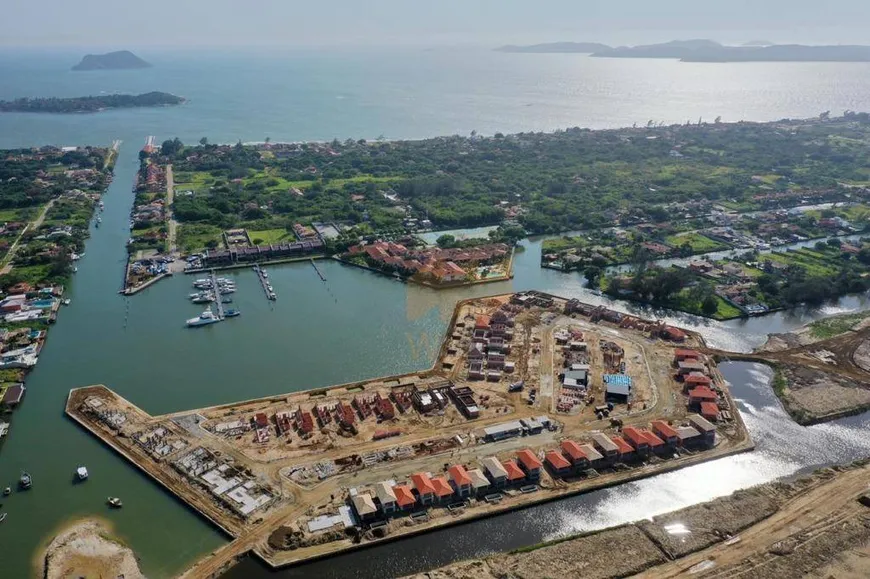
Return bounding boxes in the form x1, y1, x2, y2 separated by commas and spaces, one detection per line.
1, 48, 870, 578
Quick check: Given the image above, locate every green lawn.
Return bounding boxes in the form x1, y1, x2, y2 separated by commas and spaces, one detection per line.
665, 232, 727, 253
177, 224, 223, 253
248, 228, 291, 244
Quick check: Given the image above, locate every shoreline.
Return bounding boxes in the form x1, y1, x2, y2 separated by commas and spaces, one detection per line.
36, 516, 143, 579
65, 290, 754, 573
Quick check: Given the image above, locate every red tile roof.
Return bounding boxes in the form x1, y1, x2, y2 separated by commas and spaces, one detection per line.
545, 450, 571, 471
674, 349, 700, 359
664, 326, 687, 340
642, 430, 665, 448
651, 420, 678, 440
448, 464, 472, 487
431, 476, 455, 498
685, 374, 712, 385
622, 427, 649, 448
411, 473, 436, 496
700, 401, 719, 419
502, 460, 525, 481
475, 315, 491, 329
393, 485, 416, 507
560, 440, 589, 462
517, 449, 543, 470
611, 436, 634, 454
689, 386, 718, 401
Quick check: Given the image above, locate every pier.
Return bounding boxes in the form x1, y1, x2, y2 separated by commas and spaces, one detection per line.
310, 258, 326, 281
211, 270, 225, 320
253, 264, 276, 301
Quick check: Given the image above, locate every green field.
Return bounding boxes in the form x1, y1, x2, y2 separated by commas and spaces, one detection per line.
808, 310, 870, 339
177, 224, 223, 253
664, 232, 727, 253
248, 228, 291, 244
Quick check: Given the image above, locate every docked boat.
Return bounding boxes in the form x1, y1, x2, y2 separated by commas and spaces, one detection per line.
262, 270, 269, 278
219, 287, 235, 295
191, 293, 215, 304
107, 497, 123, 508
76, 466, 89, 481
62, 299, 71, 306
224, 309, 240, 317
221, 297, 233, 304
19, 471, 32, 490
186, 307, 220, 327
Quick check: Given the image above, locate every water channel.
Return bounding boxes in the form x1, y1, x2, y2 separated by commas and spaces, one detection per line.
0, 142, 868, 578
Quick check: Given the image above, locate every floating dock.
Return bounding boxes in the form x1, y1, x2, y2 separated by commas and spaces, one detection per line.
211, 271, 225, 319
254, 264, 276, 301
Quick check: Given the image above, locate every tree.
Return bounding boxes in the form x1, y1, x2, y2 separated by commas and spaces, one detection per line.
701, 295, 718, 315
584, 265, 602, 288
199, 137, 208, 146
436, 234, 456, 248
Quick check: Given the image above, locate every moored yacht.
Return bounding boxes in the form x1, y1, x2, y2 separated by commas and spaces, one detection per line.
76, 466, 89, 481
186, 307, 220, 327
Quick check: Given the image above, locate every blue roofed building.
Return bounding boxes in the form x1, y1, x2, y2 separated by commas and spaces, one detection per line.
603, 374, 632, 403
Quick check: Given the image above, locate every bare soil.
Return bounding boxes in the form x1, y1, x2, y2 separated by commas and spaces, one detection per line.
40, 518, 143, 579
777, 363, 870, 424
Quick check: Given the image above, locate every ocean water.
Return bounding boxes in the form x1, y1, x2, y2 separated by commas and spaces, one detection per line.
1, 46, 870, 578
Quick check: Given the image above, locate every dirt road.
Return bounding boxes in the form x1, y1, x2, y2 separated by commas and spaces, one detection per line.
165, 164, 178, 255
0, 198, 56, 274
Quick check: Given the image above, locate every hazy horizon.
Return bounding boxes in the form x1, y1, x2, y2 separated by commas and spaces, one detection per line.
3, 0, 870, 48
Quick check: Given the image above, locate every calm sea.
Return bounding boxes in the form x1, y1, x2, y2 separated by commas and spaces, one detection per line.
0, 47, 870, 578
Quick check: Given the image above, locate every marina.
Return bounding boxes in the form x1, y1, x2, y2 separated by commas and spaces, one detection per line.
254, 264, 277, 301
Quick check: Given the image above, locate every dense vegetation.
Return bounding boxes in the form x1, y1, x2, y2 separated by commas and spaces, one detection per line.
0, 92, 184, 114
158, 114, 870, 235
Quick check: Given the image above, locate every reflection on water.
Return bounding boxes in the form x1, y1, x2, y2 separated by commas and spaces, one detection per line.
224, 362, 870, 579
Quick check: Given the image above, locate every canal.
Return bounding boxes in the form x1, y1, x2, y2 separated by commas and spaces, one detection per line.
1, 50, 870, 579
0, 141, 868, 578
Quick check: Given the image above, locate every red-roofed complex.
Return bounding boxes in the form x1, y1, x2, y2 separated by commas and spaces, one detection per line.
622, 427, 650, 453
684, 374, 712, 390
560, 440, 590, 467
642, 430, 666, 452
431, 476, 455, 500
651, 420, 679, 445
700, 401, 719, 420
448, 465, 473, 496
517, 449, 543, 479
295, 408, 314, 434
393, 485, 416, 509
662, 326, 687, 342
611, 436, 634, 457
502, 460, 526, 482
475, 315, 491, 329
545, 450, 572, 474
411, 473, 437, 505
674, 349, 700, 361
688, 386, 718, 407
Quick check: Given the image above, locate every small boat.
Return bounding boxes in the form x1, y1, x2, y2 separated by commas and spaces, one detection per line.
219, 287, 235, 295
107, 497, 123, 508
0, 513, 6, 523
96, 216, 102, 224
262, 271, 269, 279
62, 299, 71, 306
221, 297, 233, 304
2, 487, 10, 496
73, 267, 78, 273
19, 471, 32, 490
76, 466, 89, 481
186, 307, 220, 327
224, 309, 240, 317
191, 293, 215, 304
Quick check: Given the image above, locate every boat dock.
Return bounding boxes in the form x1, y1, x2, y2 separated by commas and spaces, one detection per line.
254, 264, 276, 301
211, 271, 225, 319
310, 258, 326, 281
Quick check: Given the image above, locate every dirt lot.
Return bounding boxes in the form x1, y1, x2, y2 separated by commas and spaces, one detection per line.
406, 460, 870, 579
777, 363, 870, 424
39, 518, 143, 579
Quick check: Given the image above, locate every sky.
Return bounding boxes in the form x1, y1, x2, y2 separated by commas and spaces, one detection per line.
3, 0, 870, 48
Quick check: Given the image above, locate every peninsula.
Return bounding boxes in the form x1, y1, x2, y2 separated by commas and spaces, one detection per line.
0, 92, 185, 114
71, 50, 150, 71
67, 291, 753, 574
497, 39, 870, 62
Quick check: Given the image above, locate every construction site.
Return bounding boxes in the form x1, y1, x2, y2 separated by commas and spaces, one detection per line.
66, 291, 754, 576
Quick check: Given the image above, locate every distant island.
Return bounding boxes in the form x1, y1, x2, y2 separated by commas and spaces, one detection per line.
71, 50, 150, 71
496, 39, 870, 62
0, 92, 185, 114
495, 42, 611, 53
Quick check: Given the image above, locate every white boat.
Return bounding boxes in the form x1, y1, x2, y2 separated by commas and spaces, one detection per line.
0, 513, 6, 523
76, 466, 89, 481
73, 267, 78, 273
62, 299, 71, 306
186, 307, 221, 327
262, 271, 269, 278
107, 497, 123, 508
2, 487, 10, 496
191, 293, 215, 304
